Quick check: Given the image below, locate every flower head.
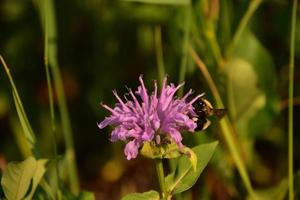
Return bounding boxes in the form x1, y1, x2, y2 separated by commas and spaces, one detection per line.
98, 76, 203, 160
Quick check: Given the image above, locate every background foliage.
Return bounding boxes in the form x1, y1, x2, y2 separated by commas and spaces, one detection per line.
0, 0, 299, 199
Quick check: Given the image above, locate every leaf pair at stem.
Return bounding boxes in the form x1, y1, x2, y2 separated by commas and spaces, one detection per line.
122, 141, 218, 200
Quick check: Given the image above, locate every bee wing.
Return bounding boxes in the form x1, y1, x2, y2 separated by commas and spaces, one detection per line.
213, 109, 227, 119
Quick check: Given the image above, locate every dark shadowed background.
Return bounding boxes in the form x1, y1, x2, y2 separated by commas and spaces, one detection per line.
0, 0, 300, 199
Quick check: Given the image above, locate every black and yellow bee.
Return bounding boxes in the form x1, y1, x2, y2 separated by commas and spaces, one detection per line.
194, 98, 227, 131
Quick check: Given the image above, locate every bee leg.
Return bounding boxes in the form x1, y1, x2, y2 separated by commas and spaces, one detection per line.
202, 119, 211, 130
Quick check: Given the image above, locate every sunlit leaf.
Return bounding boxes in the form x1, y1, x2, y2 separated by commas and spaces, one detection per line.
232, 29, 276, 97
77, 191, 96, 200
25, 159, 48, 200
226, 29, 280, 138
225, 58, 265, 128
165, 141, 218, 194
1, 157, 47, 200
121, 190, 160, 200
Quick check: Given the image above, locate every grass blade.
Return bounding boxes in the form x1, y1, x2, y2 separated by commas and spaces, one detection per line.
35, 0, 80, 194
43, 0, 60, 197
154, 26, 165, 87
225, 0, 262, 57
188, 46, 258, 200
12, 91, 35, 148
288, 0, 298, 199
0, 56, 36, 150
178, 6, 191, 97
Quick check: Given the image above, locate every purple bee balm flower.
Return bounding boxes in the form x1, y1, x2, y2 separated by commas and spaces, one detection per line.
98, 76, 203, 160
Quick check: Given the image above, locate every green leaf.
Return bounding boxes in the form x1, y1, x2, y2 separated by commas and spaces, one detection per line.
246, 178, 288, 200
77, 191, 96, 200
226, 29, 280, 138
122, 0, 190, 5
38, 179, 55, 200
121, 190, 160, 200
165, 141, 218, 194
25, 159, 48, 200
1, 156, 47, 200
232, 29, 276, 93
180, 147, 197, 171
225, 58, 266, 131
58, 183, 77, 200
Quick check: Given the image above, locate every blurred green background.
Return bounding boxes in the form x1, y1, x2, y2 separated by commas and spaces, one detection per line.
0, 0, 300, 199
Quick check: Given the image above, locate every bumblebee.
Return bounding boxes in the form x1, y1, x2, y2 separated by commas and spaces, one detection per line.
194, 98, 226, 131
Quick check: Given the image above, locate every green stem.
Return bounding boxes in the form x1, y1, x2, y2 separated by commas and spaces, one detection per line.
219, 0, 232, 49
288, 0, 297, 199
189, 46, 257, 200
40, 0, 80, 194
44, 3, 59, 198
155, 159, 169, 199
154, 26, 165, 87
196, 1, 223, 69
205, 22, 223, 68
178, 6, 191, 97
226, 0, 262, 57
44, 12, 56, 138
